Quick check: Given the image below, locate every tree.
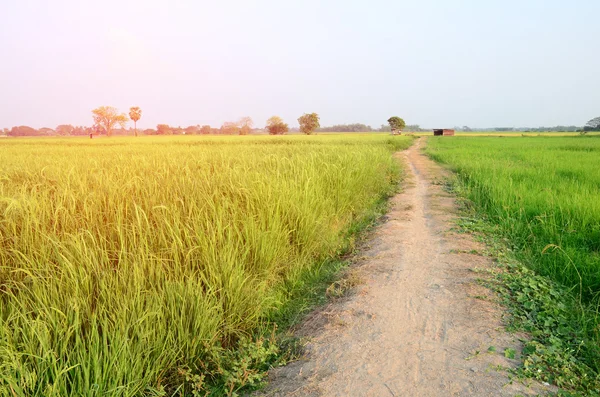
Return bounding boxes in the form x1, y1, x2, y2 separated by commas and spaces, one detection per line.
387, 117, 406, 134
71, 126, 87, 136
319, 123, 372, 132
39, 127, 56, 136
156, 124, 173, 135
266, 116, 289, 135
298, 113, 320, 135
129, 107, 142, 137
378, 124, 392, 132
185, 125, 200, 135
92, 106, 128, 137
221, 122, 239, 135
8, 126, 39, 136
583, 117, 600, 132
200, 125, 211, 135
56, 124, 74, 136
238, 117, 253, 135
405, 124, 424, 132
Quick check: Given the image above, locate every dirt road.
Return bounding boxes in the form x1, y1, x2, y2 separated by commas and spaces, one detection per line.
256, 138, 554, 397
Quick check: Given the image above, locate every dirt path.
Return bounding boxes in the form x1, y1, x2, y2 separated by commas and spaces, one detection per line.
256, 139, 554, 397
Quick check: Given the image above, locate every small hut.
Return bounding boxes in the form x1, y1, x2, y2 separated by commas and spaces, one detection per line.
433, 129, 455, 136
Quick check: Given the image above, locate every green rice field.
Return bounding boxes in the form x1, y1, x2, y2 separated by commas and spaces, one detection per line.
427, 136, 600, 300
0, 135, 412, 396
426, 136, 600, 376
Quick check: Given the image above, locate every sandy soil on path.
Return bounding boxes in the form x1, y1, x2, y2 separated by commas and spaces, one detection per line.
255, 138, 554, 397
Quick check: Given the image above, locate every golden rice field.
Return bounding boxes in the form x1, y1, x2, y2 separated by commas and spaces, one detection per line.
0, 135, 412, 396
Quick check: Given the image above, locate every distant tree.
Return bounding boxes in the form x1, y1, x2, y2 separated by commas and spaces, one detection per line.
172, 126, 184, 135
266, 116, 289, 135
8, 126, 39, 136
129, 107, 142, 137
583, 116, 600, 132
56, 124, 74, 136
156, 124, 173, 135
298, 113, 320, 135
200, 125, 211, 135
143, 128, 157, 135
112, 128, 129, 136
221, 121, 240, 135
238, 117, 253, 135
38, 127, 56, 136
387, 117, 406, 134
378, 124, 392, 132
405, 124, 424, 132
92, 106, 128, 137
184, 125, 200, 135
70, 126, 87, 136
318, 123, 372, 132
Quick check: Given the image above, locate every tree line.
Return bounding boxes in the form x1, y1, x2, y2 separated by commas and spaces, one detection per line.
0, 106, 405, 137
1, 107, 322, 137
456, 126, 583, 132
4, 106, 596, 137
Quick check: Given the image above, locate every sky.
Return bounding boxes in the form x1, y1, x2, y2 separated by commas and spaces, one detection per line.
1, 0, 599, 130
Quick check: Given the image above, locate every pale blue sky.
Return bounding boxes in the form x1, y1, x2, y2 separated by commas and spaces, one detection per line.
1, 0, 599, 129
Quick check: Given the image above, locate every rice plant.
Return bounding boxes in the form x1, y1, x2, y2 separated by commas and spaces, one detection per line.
0, 134, 412, 396
426, 136, 600, 373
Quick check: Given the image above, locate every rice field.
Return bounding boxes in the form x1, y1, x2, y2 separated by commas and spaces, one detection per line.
0, 135, 412, 396
426, 136, 600, 299
426, 136, 600, 367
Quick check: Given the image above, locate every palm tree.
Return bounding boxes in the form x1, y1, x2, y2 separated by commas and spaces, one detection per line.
129, 107, 142, 137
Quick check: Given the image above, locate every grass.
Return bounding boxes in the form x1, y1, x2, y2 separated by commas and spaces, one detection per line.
0, 134, 413, 396
426, 136, 600, 394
